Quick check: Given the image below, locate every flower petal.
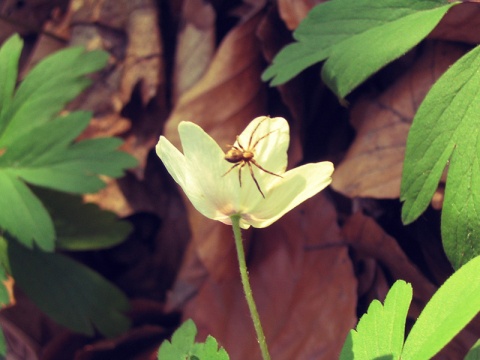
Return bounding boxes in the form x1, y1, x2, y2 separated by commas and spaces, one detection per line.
180, 121, 272, 217
178, 122, 243, 216
244, 161, 334, 228
155, 136, 189, 189
156, 131, 225, 222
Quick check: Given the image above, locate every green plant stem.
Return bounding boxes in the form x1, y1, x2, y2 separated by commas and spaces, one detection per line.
230, 215, 271, 360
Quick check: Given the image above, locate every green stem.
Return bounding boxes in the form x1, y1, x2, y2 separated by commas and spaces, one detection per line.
230, 215, 271, 360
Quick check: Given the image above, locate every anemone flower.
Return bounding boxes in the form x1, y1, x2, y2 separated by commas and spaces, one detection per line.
156, 116, 334, 229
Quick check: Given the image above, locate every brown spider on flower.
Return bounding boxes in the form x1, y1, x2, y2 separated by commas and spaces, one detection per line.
222, 117, 283, 198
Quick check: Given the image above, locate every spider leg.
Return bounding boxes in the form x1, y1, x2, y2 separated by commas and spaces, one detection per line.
248, 116, 269, 148
226, 144, 238, 149
238, 161, 246, 187
251, 159, 283, 178
235, 136, 245, 151
222, 162, 242, 177
247, 162, 265, 198
250, 129, 278, 150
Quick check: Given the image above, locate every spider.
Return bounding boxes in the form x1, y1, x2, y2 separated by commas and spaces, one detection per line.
222, 117, 282, 198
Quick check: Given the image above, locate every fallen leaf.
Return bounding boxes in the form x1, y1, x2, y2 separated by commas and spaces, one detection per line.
164, 11, 267, 149
257, 5, 304, 164
1, 289, 64, 356
118, 3, 161, 105
0, 0, 65, 41
27, 0, 167, 215
181, 194, 356, 360
429, 2, 480, 44
342, 212, 437, 316
277, 0, 327, 30
331, 41, 467, 199
1, 275, 15, 309
66, 0, 164, 178
172, 0, 216, 103
83, 176, 133, 217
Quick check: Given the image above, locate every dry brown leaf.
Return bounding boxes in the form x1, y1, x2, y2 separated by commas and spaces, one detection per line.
257, 5, 304, 164
67, 0, 164, 176
429, 2, 480, 44
0, 0, 66, 42
20, 5, 70, 74
28, 0, 167, 214
83, 176, 133, 217
118, 3, 161, 105
1, 290, 64, 357
164, 12, 267, 148
173, 0, 216, 103
277, 0, 327, 30
342, 212, 437, 316
181, 194, 356, 360
331, 42, 467, 199
164, 8, 270, 279
1, 275, 15, 309
68, 0, 162, 105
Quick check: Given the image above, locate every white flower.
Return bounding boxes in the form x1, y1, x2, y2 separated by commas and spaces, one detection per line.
156, 116, 334, 229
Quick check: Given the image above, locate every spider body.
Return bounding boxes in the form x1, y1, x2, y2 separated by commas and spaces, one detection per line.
222, 117, 282, 198
225, 147, 253, 163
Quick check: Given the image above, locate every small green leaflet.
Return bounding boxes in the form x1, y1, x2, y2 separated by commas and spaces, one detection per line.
402, 255, 480, 359
158, 319, 229, 360
262, 0, 458, 99
0, 326, 5, 358
340, 280, 411, 360
0, 256, 6, 358
0, 37, 106, 146
8, 239, 131, 337
0, 263, 10, 357
400, 44, 480, 269
465, 339, 480, 360
0, 35, 137, 251
0, 172, 54, 250
0, 265, 10, 308
341, 256, 480, 360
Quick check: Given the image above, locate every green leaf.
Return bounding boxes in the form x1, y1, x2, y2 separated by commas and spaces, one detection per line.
339, 280, 412, 360
0, 36, 136, 250
0, 34, 21, 130
0, 237, 9, 274
465, 339, 480, 360
402, 255, 480, 359
0, 265, 10, 307
193, 336, 229, 360
0, 111, 90, 167
8, 239, 130, 337
0, 44, 108, 147
262, 0, 458, 99
0, 111, 137, 194
339, 331, 354, 360
400, 44, 480, 269
158, 319, 196, 359
0, 326, 5, 358
0, 172, 54, 250
158, 319, 229, 360
33, 187, 131, 251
